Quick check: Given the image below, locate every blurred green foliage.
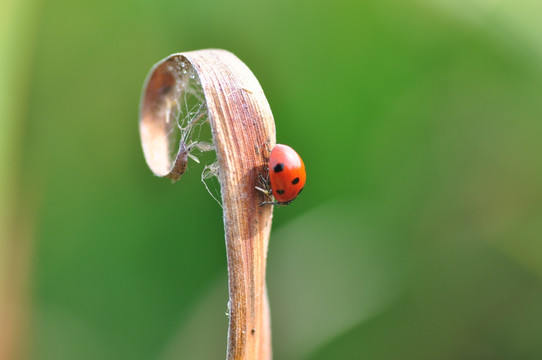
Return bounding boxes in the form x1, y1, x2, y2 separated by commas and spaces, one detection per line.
3, 0, 542, 359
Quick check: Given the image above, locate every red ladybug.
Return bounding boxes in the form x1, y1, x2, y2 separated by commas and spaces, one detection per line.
257, 144, 306, 206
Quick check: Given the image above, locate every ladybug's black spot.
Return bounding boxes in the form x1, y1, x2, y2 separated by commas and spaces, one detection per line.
276, 189, 285, 195
297, 187, 304, 195
291, 177, 300, 185
273, 163, 284, 173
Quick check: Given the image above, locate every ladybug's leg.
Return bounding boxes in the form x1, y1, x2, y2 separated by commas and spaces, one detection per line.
256, 173, 274, 202
259, 200, 280, 207
255, 186, 270, 195
258, 173, 271, 189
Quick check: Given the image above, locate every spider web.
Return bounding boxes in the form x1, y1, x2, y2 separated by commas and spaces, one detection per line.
164, 57, 222, 207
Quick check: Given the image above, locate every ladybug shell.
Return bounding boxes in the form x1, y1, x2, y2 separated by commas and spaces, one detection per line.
269, 144, 306, 204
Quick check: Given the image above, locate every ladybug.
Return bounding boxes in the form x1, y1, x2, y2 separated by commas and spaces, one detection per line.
256, 144, 306, 206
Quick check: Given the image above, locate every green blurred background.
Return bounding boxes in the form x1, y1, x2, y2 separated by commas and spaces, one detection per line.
2, 0, 542, 359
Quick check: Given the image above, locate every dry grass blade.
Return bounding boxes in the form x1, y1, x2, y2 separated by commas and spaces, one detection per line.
139, 49, 276, 359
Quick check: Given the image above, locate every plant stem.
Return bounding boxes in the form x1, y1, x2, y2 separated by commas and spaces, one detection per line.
140, 49, 275, 359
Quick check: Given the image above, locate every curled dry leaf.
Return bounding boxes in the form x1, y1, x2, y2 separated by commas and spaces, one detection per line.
139, 49, 275, 360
